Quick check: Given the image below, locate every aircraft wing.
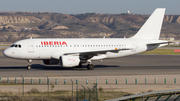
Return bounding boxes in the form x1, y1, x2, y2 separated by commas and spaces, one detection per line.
64, 48, 131, 59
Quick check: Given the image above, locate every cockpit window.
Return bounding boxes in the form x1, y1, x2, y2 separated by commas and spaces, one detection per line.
10, 44, 21, 48
10, 44, 15, 47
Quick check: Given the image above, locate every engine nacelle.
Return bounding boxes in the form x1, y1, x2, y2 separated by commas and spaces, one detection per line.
43, 59, 59, 65
60, 55, 80, 67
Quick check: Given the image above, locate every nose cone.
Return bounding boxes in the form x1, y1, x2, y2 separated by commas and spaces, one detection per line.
3, 48, 11, 58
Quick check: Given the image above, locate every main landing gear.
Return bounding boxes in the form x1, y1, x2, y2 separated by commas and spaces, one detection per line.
87, 64, 94, 70
87, 60, 94, 70
27, 59, 32, 70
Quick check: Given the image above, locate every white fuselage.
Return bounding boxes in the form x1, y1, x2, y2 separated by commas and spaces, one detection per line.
4, 38, 148, 60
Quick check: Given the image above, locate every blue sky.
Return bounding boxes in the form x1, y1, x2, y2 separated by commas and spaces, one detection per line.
0, 0, 179, 15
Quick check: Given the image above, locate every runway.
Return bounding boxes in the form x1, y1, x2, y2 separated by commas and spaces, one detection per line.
0, 54, 180, 77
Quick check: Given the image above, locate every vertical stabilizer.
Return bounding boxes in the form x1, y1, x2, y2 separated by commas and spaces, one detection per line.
131, 8, 165, 40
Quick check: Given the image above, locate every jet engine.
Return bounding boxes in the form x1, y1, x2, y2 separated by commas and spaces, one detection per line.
43, 59, 59, 65
60, 55, 80, 67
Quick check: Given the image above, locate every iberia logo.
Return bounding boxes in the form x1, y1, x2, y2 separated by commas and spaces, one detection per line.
41, 41, 67, 45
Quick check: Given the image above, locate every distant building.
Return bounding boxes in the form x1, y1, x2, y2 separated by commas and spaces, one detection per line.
126, 10, 130, 15
160, 37, 180, 46
160, 37, 174, 41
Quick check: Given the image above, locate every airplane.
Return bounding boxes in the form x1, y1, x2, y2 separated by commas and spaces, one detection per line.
3, 8, 168, 70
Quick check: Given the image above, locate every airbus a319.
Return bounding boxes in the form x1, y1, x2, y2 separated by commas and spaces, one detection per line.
3, 8, 168, 70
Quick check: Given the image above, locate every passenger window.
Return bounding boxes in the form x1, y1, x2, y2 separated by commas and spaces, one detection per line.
19, 45, 21, 48
15, 45, 17, 47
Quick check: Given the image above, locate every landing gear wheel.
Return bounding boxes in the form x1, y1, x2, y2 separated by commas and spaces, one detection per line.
87, 64, 94, 70
27, 59, 32, 70
27, 65, 31, 70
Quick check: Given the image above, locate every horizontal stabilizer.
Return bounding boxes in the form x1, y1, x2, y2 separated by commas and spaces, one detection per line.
147, 41, 171, 45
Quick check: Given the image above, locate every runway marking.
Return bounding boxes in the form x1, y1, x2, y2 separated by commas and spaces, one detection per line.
44, 73, 59, 77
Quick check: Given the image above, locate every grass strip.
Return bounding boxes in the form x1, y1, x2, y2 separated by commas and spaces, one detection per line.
141, 49, 180, 55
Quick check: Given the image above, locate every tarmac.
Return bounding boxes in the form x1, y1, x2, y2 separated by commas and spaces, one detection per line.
1, 50, 180, 100
0, 53, 180, 77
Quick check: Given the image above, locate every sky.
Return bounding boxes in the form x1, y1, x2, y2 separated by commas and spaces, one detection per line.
0, 0, 180, 15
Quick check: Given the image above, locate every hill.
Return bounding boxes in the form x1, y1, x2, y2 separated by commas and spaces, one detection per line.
0, 12, 180, 42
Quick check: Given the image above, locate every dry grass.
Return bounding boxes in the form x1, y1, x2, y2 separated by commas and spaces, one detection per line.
0, 87, 131, 101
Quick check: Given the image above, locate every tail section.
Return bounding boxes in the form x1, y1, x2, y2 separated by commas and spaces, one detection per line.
131, 8, 165, 40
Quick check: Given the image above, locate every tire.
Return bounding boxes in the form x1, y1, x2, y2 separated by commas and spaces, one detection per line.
27, 65, 31, 70
87, 64, 94, 70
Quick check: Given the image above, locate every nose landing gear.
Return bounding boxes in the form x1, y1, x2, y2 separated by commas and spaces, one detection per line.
27, 59, 32, 70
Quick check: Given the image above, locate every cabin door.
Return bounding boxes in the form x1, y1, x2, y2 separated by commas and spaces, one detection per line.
28, 42, 34, 53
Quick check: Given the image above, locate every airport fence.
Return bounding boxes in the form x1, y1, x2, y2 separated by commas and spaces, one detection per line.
0, 76, 179, 101
0, 76, 99, 101
0, 76, 179, 85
